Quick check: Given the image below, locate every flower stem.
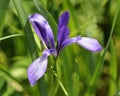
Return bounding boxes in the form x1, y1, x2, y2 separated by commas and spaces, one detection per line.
51, 57, 69, 96
52, 70, 69, 96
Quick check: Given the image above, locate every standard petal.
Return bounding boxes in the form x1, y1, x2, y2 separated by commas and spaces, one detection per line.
29, 14, 55, 49
28, 49, 56, 86
58, 11, 70, 28
77, 37, 102, 52
57, 26, 70, 47
57, 11, 70, 49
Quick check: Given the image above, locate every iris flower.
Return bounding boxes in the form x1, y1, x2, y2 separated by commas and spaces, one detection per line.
28, 11, 102, 86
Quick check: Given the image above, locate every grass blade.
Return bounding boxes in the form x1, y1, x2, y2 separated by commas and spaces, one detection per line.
52, 70, 69, 96
0, 0, 10, 37
72, 60, 80, 96
0, 34, 23, 41
12, 0, 27, 27
13, 0, 38, 60
85, 0, 120, 95
0, 76, 7, 95
109, 39, 117, 96
12, 1, 51, 96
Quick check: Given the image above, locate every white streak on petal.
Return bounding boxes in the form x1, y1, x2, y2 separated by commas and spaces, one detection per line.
28, 57, 48, 86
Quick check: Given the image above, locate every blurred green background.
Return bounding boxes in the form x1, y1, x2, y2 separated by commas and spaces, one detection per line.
0, 0, 120, 96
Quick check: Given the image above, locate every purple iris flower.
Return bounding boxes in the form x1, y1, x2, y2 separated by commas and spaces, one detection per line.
28, 11, 102, 86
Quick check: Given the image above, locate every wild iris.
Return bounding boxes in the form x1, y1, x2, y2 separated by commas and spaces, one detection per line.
28, 11, 102, 86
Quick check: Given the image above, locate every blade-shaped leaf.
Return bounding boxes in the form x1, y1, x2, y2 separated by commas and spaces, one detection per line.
0, 76, 7, 95
109, 39, 117, 96
0, 0, 10, 37
85, 0, 120, 95
13, 0, 38, 60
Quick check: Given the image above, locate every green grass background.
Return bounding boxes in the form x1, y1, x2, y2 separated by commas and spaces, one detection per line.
0, 0, 120, 96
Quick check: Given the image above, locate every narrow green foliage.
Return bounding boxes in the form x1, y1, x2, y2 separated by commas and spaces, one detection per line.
1, 0, 120, 96
0, 34, 23, 41
0, 76, 7, 95
61, 49, 74, 95
12, 0, 27, 27
85, 0, 120, 95
38, 78, 48, 96
109, 39, 117, 96
72, 60, 80, 96
24, 21, 39, 60
52, 70, 69, 96
50, 58, 69, 96
118, 77, 120, 95
13, 0, 38, 60
0, 0, 10, 37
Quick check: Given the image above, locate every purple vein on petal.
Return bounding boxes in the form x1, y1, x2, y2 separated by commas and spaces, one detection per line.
57, 26, 70, 48
57, 11, 70, 50
29, 14, 55, 49
28, 56, 48, 86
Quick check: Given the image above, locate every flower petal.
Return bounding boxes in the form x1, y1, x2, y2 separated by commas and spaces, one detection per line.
58, 11, 70, 28
57, 26, 70, 47
61, 36, 81, 50
59, 36, 102, 52
28, 49, 56, 86
28, 56, 48, 86
77, 37, 102, 52
29, 14, 55, 49
57, 11, 70, 49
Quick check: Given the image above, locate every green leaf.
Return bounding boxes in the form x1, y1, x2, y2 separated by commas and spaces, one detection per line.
12, 0, 27, 27
0, 0, 10, 37
85, 0, 120, 95
72, 60, 80, 96
109, 39, 117, 96
0, 76, 7, 95
13, 0, 38, 60
13, 1, 51, 96
0, 34, 23, 41
38, 78, 48, 96
52, 70, 69, 96
60, 48, 74, 95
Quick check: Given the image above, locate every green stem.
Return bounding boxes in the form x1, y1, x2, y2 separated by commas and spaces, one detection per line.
85, 0, 120, 95
52, 70, 69, 96
0, 34, 24, 41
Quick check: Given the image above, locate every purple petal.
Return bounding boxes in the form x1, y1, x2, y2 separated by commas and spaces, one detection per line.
57, 26, 70, 47
28, 49, 56, 86
57, 11, 70, 49
29, 14, 55, 49
61, 36, 81, 50
28, 56, 48, 86
77, 37, 102, 52
58, 11, 70, 28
